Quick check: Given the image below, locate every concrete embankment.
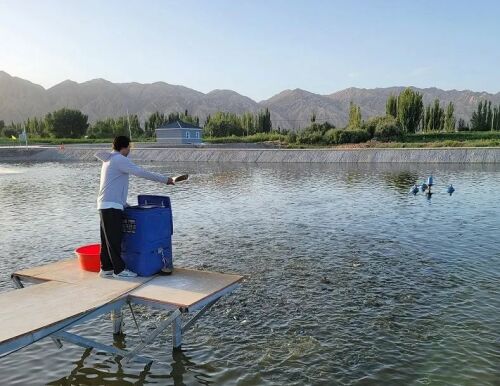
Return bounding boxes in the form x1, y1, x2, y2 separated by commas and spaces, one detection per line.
1, 146, 500, 163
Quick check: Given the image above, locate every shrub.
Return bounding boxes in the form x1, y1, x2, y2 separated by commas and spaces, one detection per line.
296, 130, 325, 144
287, 132, 297, 144
346, 129, 371, 144
1, 127, 18, 138
373, 116, 404, 141
324, 128, 371, 145
324, 128, 339, 144
363, 117, 384, 138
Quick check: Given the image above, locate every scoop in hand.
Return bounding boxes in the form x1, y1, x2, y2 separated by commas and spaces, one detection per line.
172, 174, 189, 183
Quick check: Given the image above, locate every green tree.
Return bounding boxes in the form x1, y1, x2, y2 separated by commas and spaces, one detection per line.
386, 95, 398, 118
444, 102, 456, 132
87, 118, 115, 138
422, 104, 430, 131
164, 111, 200, 126
492, 105, 500, 131
144, 112, 166, 138
470, 100, 491, 131
45, 108, 89, 138
128, 114, 143, 138
457, 118, 469, 131
256, 108, 272, 133
397, 88, 423, 133
203, 111, 244, 137
372, 115, 403, 141
486, 101, 493, 130
113, 117, 131, 137
25, 116, 48, 137
348, 101, 362, 128
241, 112, 255, 136
424, 99, 445, 132
2, 121, 20, 138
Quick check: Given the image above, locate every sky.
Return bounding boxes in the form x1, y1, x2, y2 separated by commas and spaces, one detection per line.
0, 0, 499, 101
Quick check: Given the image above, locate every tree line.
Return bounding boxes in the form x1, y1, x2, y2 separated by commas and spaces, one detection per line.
290, 88, 500, 145
203, 109, 272, 137
0, 107, 273, 139
0, 93, 499, 140
0, 109, 201, 139
384, 90, 500, 132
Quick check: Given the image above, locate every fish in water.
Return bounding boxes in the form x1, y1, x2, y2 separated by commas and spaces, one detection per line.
447, 184, 455, 195
420, 183, 428, 192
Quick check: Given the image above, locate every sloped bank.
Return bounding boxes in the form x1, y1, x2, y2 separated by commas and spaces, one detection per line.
1, 146, 500, 163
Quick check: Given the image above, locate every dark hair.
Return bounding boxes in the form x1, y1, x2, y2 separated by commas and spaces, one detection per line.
113, 136, 130, 151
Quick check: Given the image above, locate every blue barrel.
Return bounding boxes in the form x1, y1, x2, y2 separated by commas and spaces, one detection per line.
121, 195, 173, 276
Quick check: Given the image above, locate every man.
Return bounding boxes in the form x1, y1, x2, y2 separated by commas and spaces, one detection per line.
95, 136, 174, 278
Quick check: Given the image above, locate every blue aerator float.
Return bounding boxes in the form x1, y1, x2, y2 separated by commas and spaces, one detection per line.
409, 176, 455, 198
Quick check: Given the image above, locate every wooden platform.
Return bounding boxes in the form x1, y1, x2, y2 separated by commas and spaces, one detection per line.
0, 278, 146, 346
13, 258, 103, 284
131, 268, 243, 308
13, 258, 243, 309
1, 258, 243, 359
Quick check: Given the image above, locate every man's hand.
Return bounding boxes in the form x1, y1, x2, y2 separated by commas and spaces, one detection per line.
167, 177, 175, 185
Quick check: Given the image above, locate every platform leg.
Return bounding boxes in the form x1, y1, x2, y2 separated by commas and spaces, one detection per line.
123, 309, 181, 363
111, 309, 123, 335
11, 276, 24, 289
172, 314, 182, 349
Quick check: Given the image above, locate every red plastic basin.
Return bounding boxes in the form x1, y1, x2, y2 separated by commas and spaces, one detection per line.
75, 243, 101, 272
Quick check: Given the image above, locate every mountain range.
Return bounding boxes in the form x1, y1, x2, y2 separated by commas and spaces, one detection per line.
1, 70, 499, 130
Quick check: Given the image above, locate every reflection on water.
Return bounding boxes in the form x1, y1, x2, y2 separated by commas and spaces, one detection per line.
0, 166, 21, 175
383, 171, 419, 193
0, 161, 499, 385
47, 348, 156, 385
46, 343, 211, 386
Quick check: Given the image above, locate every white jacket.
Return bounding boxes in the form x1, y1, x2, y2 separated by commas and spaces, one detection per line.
95, 150, 169, 210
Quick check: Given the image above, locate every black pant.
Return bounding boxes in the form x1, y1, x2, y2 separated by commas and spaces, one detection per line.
99, 209, 125, 274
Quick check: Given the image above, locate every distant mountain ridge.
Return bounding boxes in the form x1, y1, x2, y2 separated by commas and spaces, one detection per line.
1, 71, 499, 130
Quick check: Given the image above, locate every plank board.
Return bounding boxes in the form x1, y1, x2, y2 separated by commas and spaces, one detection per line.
130, 268, 243, 308
0, 276, 150, 345
14, 258, 95, 284
13, 259, 243, 309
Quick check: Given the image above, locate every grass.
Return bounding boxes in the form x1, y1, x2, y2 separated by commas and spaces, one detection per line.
175, 131, 500, 149
362, 131, 500, 148
333, 139, 500, 149
403, 131, 500, 143
0, 137, 111, 145
0, 137, 156, 145
203, 132, 287, 144
0, 138, 17, 145
2, 131, 500, 148
206, 131, 500, 148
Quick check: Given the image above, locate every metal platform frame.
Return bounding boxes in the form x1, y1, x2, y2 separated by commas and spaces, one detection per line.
3, 274, 240, 364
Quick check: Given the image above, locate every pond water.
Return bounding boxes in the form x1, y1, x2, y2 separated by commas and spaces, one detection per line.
0, 161, 499, 385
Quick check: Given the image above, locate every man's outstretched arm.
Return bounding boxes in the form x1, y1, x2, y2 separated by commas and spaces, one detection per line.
118, 156, 174, 184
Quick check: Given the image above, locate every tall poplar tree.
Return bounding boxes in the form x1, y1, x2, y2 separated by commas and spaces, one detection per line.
444, 102, 456, 132
397, 88, 423, 133
386, 95, 398, 118
348, 101, 362, 128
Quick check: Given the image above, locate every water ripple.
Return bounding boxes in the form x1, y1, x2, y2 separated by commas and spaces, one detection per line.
0, 162, 499, 385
